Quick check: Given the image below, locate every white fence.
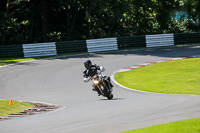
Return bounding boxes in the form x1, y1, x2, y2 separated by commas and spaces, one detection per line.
86, 38, 118, 52
146, 34, 174, 47
21, 34, 177, 58
23, 42, 57, 57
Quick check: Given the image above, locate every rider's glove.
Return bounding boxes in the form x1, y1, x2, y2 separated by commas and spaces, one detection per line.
84, 78, 89, 82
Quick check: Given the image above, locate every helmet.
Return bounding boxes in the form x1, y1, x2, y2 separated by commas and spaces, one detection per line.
84, 60, 92, 69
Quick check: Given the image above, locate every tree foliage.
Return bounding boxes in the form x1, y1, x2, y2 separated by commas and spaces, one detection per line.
0, 0, 199, 45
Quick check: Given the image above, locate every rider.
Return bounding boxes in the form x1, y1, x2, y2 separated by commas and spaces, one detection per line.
83, 60, 113, 95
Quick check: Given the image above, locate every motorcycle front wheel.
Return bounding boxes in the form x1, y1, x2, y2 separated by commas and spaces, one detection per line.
107, 93, 113, 100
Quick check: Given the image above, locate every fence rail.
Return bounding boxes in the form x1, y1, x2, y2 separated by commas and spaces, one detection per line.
174, 32, 200, 44
146, 34, 174, 47
0, 32, 200, 58
23, 42, 57, 57
0, 45, 24, 58
117, 36, 146, 49
86, 38, 118, 52
56, 40, 87, 54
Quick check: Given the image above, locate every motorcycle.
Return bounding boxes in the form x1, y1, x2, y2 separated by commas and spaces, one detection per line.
91, 74, 113, 99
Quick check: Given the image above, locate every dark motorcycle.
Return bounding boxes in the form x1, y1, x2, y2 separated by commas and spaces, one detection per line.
91, 74, 113, 99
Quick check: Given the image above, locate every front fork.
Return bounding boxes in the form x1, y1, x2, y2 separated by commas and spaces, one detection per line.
95, 84, 104, 95
96, 81, 111, 95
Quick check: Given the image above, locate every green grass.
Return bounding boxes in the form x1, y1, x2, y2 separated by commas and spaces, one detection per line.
122, 118, 200, 133
0, 100, 34, 116
0, 57, 37, 66
0, 52, 88, 66
115, 58, 200, 95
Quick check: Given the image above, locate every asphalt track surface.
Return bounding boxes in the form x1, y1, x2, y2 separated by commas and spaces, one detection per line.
0, 45, 200, 133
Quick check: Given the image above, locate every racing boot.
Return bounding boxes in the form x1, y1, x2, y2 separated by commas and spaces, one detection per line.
92, 86, 101, 96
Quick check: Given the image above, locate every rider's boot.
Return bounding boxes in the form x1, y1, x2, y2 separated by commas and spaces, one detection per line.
92, 86, 101, 96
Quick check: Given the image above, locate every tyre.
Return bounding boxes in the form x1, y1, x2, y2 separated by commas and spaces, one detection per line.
107, 93, 113, 100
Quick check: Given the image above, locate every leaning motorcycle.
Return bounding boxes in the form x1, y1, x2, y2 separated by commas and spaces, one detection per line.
91, 74, 113, 99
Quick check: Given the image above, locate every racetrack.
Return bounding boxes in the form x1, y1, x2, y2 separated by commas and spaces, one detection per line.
0, 45, 200, 133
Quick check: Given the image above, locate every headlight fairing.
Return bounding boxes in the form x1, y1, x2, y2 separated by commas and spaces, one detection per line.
93, 80, 99, 84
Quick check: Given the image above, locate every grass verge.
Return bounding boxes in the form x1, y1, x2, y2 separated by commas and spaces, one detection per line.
0, 52, 88, 66
0, 100, 34, 116
114, 58, 200, 95
0, 57, 37, 66
122, 118, 200, 133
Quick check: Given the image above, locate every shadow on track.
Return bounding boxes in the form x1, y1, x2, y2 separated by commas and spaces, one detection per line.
50, 45, 200, 61
99, 97, 126, 101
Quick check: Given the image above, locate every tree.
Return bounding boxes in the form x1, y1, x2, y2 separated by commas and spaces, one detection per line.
0, 0, 199, 46
0, 0, 10, 45
153, 0, 179, 32
40, 0, 47, 42
185, 0, 200, 22
0, 0, 29, 45
85, 0, 130, 38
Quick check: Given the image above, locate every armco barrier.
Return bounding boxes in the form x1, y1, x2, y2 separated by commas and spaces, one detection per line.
86, 38, 118, 52
0, 32, 200, 58
0, 45, 24, 58
174, 32, 200, 45
23, 42, 57, 57
146, 34, 174, 47
117, 36, 146, 49
56, 40, 87, 54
